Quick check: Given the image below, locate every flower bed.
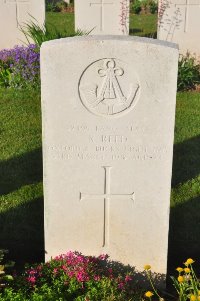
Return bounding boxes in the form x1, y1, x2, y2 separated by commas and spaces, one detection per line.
0, 251, 144, 300
0, 45, 40, 89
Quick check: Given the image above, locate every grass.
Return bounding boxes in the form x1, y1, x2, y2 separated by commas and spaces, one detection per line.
0, 88, 43, 265
0, 12, 200, 282
46, 12, 75, 35
129, 13, 157, 37
46, 12, 158, 37
168, 92, 200, 274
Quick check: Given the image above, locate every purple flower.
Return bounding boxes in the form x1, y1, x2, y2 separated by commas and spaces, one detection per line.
0, 44, 40, 88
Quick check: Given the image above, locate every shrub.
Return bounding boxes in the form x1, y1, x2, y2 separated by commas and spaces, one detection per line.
131, 0, 142, 14
45, 1, 58, 12
140, 0, 149, 13
144, 258, 200, 301
21, 20, 87, 48
0, 250, 14, 291
0, 252, 143, 301
149, 0, 158, 14
55, 0, 68, 12
0, 44, 40, 89
178, 53, 200, 91
45, 0, 70, 12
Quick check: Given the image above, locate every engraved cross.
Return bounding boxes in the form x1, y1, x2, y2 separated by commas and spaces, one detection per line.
4, 0, 29, 27
80, 166, 134, 248
175, 0, 200, 32
90, 0, 114, 31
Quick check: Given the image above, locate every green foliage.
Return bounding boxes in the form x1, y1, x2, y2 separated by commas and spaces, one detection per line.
46, 2, 57, 12
0, 65, 12, 88
178, 53, 200, 91
45, 0, 68, 12
55, 0, 68, 12
131, 0, 158, 14
0, 250, 14, 290
149, 0, 158, 14
144, 259, 200, 301
21, 20, 87, 48
131, 1, 142, 14
171, 258, 199, 301
140, 0, 149, 12
0, 45, 40, 89
0, 252, 143, 301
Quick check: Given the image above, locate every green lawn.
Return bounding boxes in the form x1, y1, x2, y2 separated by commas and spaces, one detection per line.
46, 12, 158, 37
0, 89, 43, 265
0, 13, 200, 277
46, 12, 75, 35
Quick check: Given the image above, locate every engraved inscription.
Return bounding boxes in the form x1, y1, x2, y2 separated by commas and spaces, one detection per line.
90, 0, 114, 31
4, 0, 30, 27
79, 58, 140, 117
80, 166, 134, 247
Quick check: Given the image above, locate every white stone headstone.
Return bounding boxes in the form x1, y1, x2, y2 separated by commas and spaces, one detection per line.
41, 36, 178, 277
0, 0, 45, 49
158, 0, 200, 56
75, 0, 130, 35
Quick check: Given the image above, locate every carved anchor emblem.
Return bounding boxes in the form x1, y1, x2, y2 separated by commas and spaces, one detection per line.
79, 58, 140, 117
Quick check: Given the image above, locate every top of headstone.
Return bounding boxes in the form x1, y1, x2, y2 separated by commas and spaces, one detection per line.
41, 35, 179, 50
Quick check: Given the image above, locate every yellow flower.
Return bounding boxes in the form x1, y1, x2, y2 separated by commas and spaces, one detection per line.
145, 291, 154, 298
178, 276, 184, 283
184, 258, 195, 266
197, 297, 200, 301
144, 264, 151, 271
184, 267, 191, 273
198, 290, 200, 295
190, 295, 197, 301
176, 267, 183, 272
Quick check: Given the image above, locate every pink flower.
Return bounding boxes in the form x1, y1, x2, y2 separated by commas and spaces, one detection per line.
98, 254, 109, 260
76, 271, 89, 282
27, 276, 36, 285
94, 275, 100, 281
125, 275, 132, 282
68, 271, 75, 278
29, 269, 36, 275
118, 282, 125, 289
62, 265, 67, 272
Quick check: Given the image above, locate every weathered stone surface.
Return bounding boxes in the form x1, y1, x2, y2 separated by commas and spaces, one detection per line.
0, 0, 45, 49
75, 0, 130, 35
158, 0, 200, 56
41, 36, 178, 277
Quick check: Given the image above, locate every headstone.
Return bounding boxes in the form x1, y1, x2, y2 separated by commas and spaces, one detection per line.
0, 0, 45, 49
41, 36, 178, 277
158, 0, 200, 56
75, 0, 130, 35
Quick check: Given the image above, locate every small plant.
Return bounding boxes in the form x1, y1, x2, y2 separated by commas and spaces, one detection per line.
132, 0, 142, 14
171, 258, 200, 301
149, 0, 158, 14
141, 0, 149, 13
144, 258, 200, 301
56, 0, 68, 12
0, 250, 14, 290
0, 44, 40, 89
21, 20, 87, 48
46, 2, 57, 12
0, 251, 144, 300
143, 264, 163, 301
178, 53, 200, 91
